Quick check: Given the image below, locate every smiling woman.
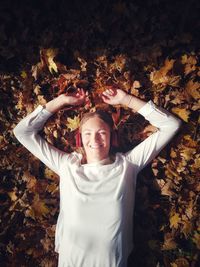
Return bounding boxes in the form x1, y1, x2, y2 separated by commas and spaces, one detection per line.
13, 86, 181, 267
79, 112, 112, 164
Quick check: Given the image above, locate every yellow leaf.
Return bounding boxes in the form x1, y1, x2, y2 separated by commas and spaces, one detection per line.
181, 55, 197, 65
185, 80, 200, 100
171, 107, 190, 122
8, 191, 18, 201
41, 48, 58, 74
48, 57, 58, 73
170, 213, 181, 229
66, 116, 80, 131
150, 58, 175, 85
37, 95, 47, 105
21, 71, 27, 79
170, 148, 177, 158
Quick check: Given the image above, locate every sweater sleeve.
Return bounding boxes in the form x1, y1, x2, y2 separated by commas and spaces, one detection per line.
13, 105, 69, 176
125, 101, 181, 173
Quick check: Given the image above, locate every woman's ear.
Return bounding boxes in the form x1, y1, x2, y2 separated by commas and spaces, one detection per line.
75, 130, 82, 148
111, 130, 119, 147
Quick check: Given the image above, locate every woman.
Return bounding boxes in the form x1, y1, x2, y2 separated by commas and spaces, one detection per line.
13, 87, 181, 267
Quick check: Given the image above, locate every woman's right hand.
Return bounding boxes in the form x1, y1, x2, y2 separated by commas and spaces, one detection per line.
60, 88, 87, 106
45, 88, 87, 113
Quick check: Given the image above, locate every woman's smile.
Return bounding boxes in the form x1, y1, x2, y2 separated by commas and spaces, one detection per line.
81, 116, 111, 163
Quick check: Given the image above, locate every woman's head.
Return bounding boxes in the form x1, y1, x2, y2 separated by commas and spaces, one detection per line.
78, 110, 115, 163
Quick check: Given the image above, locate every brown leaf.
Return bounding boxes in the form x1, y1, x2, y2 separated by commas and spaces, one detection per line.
162, 232, 177, 250
31, 194, 50, 219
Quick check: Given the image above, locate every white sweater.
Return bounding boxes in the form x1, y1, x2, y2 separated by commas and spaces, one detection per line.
13, 101, 181, 267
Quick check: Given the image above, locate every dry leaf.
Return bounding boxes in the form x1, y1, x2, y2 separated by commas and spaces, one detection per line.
185, 80, 200, 100
171, 107, 190, 122
170, 213, 181, 229
66, 116, 80, 131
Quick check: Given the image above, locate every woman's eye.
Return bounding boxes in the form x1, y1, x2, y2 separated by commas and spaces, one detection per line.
84, 132, 91, 136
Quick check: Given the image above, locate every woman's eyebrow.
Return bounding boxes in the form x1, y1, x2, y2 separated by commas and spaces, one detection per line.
82, 128, 107, 132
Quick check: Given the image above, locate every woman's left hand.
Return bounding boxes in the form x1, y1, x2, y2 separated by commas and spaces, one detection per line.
101, 86, 127, 105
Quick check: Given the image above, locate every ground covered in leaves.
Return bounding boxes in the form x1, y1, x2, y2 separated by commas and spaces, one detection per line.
0, 0, 199, 266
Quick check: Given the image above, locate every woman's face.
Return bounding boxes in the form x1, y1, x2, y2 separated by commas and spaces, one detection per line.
81, 116, 111, 163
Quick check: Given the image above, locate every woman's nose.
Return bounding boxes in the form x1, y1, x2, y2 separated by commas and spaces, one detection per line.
92, 133, 100, 142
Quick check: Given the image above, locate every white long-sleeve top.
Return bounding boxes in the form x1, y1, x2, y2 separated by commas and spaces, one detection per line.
13, 101, 181, 267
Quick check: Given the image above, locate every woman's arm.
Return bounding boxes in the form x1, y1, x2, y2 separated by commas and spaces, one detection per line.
102, 86, 147, 111
102, 87, 181, 172
13, 89, 86, 175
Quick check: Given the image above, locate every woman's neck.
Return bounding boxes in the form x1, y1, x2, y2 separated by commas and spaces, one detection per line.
82, 155, 115, 165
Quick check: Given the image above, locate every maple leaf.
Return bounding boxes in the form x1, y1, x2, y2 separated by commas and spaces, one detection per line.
66, 115, 80, 131
150, 58, 175, 85
40, 48, 58, 74
181, 55, 197, 75
20, 71, 27, 79
170, 212, 181, 229
181, 55, 197, 65
162, 233, 177, 250
109, 54, 127, 73
157, 179, 172, 196
185, 80, 200, 100
30, 194, 50, 219
171, 107, 190, 122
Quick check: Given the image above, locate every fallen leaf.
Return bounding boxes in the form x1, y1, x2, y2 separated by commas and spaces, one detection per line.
171, 107, 190, 122
66, 115, 80, 131
170, 212, 181, 229
185, 80, 200, 100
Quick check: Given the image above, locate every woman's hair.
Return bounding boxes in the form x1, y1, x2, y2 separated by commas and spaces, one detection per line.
79, 110, 114, 131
